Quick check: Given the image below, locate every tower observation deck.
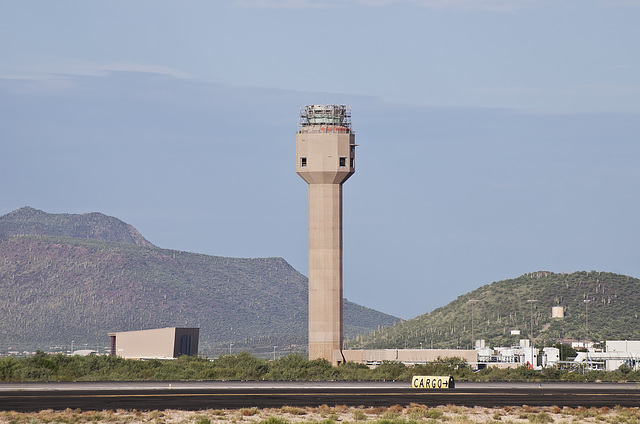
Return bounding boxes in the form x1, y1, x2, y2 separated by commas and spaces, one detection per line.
295, 105, 356, 364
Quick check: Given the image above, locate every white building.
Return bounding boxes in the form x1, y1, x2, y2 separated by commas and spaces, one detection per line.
573, 340, 640, 371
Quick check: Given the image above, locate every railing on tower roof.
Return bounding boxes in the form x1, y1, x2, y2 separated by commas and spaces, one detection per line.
298, 105, 352, 133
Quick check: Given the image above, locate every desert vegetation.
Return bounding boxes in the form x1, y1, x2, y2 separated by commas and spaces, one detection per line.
1, 352, 639, 383
2, 404, 639, 424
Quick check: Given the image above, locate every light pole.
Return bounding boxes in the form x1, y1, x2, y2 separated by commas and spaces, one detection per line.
229, 343, 233, 355
584, 299, 591, 347
468, 299, 478, 349
273, 346, 277, 360
527, 300, 537, 368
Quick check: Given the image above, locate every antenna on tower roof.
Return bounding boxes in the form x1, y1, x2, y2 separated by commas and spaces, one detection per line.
298, 104, 352, 133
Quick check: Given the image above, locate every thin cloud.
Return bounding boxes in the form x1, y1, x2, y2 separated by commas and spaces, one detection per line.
471, 86, 548, 95
3, 62, 189, 81
235, 0, 337, 8
0, 62, 190, 94
41, 62, 190, 79
598, 0, 640, 6
236, 0, 536, 11
583, 83, 640, 97
354, 0, 534, 11
0, 74, 77, 94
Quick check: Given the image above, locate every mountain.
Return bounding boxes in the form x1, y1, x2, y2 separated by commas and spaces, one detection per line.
0, 206, 154, 248
0, 207, 399, 355
347, 271, 640, 350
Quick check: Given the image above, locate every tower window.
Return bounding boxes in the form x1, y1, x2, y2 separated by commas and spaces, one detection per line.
301, 157, 307, 167
339, 157, 346, 167
350, 158, 355, 168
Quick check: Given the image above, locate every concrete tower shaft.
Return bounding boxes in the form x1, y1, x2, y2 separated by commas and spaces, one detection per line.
295, 105, 355, 364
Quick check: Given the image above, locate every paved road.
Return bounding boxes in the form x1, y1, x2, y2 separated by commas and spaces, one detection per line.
1, 381, 639, 412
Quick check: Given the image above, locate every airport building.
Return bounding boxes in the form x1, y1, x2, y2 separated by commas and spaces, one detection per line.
108, 327, 199, 359
573, 340, 640, 371
342, 349, 478, 368
475, 339, 560, 370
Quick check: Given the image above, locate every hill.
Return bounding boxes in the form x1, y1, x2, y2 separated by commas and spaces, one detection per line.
347, 271, 640, 350
0, 207, 399, 356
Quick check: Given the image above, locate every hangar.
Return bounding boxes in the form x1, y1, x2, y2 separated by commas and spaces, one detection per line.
108, 327, 199, 359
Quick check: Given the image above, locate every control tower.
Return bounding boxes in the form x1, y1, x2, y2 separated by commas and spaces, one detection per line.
296, 105, 356, 364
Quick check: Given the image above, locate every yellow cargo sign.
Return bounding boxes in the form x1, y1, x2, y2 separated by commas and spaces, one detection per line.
411, 375, 455, 389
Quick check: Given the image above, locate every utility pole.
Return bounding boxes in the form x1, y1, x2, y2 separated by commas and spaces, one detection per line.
584, 299, 591, 347
468, 299, 478, 349
527, 299, 537, 368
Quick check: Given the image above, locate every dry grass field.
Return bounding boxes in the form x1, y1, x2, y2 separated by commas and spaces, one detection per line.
1, 404, 638, 424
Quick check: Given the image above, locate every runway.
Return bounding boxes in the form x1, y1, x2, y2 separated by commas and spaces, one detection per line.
1, 381, 639, 412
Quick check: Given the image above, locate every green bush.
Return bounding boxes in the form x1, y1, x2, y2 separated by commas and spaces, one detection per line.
410, 356, 473, 380
425, 409, 444, 419
260, 417, 290, 424
528, 412, 553, 423
370, 361, 407, 380
193, 415, 211, 424
353, 409, 367, 421
0, 351, 634, 383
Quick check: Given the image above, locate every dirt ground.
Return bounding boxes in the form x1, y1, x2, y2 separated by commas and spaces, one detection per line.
0, 404, 636, 424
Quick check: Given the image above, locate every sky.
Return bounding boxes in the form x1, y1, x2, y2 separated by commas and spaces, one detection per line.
1, 0, 639, 320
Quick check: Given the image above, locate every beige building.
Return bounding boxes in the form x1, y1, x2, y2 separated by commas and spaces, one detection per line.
343, 349, 479, 368
108, 327, 199, 359
296, 105, 356, 364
